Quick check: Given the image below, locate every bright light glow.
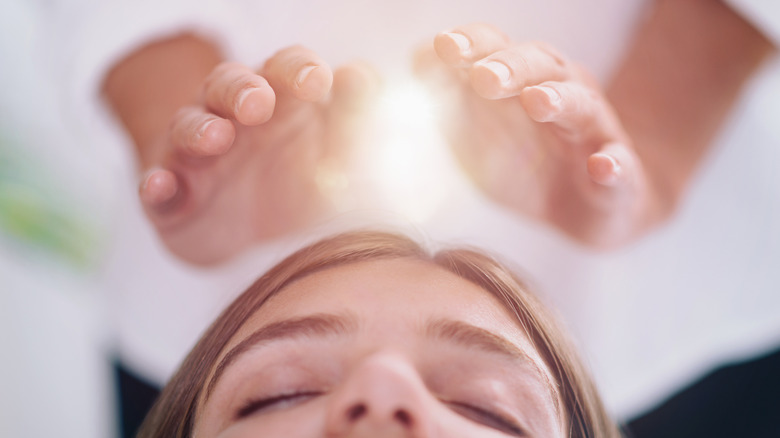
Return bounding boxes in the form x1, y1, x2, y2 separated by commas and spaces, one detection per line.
357, 78, 461, 224
378, 79, 437, 127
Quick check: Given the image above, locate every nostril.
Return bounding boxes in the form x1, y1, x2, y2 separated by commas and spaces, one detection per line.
347, 403, 367, 421
394, 409, 413, 427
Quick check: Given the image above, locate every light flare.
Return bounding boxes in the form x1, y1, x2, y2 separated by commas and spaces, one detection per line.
363, 79, 460, 223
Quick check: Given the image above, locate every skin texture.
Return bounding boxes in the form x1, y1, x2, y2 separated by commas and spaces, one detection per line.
103, 35, 377, 265
415, 0, 775, 249
194, 259, 563, 438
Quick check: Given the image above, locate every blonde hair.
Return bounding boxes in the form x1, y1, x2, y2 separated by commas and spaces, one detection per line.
138, 230, 620, 438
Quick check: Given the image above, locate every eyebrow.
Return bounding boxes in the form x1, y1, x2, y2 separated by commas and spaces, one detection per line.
428, 318, 560, 423
205, 313, 357, 400
425, 319, 530, 361
205, 315, 545, 402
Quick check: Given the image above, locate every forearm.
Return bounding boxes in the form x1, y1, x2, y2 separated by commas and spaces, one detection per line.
102, 33, 223, 168
607, 0, 775, 214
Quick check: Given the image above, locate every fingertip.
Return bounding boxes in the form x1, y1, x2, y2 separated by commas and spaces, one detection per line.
235, 84, 275, 125
412, 45, 439, 77
262, 46, 332, 101
434, 31, 472, 65
332, 62, 381, 109
521, 85, 563, 122
140, 168, 179, 207
204, 62, 273, 122
295, 64, 333, 101
470, 60, 512, 99
412, 45, 456, 92
195, 117, 235, 155
587, 152, 622, 187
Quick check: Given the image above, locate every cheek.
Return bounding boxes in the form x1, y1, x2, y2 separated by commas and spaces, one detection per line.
215, 398, 328, 438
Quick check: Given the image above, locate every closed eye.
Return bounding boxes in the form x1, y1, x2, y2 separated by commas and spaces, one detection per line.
446, 401, 527, 437
236, 391, 323, 419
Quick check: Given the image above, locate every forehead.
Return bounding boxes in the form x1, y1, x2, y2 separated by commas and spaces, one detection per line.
236, 258, 527, 343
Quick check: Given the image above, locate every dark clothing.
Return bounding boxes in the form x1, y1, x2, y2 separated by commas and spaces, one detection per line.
114, 362, 160, 438
626, 347, 780, 438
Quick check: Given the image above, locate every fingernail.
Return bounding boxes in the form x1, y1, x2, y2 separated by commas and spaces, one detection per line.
235, 87, 255, 114
197, 118, 217, 138
536, 86, 562, 108
444, 32, 471, 56
140, 168, 179, 206
591, 153, 621, 186
140, 168, 157, 191
606, 154, 621, 175
480, 61, 512, 87
295, 65, 318, 88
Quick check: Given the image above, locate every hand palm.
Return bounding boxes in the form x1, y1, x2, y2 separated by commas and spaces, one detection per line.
141, 50, 373, 264
450, 88, 622, 240
162, 101, 328, 263
420, 25, 654, 248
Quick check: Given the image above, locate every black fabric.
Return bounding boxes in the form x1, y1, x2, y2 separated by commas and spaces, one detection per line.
626, 347, 780, 438
114, 361, 161, 438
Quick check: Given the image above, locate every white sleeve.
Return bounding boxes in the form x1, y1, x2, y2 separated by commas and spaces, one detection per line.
723, 0, 780, 45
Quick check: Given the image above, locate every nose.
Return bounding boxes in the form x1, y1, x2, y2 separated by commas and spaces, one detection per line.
324, 353, 437, 438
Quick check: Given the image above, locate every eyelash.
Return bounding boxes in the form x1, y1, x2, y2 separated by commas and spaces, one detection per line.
236, 391, 323, 419
445, 400, 527, 437
235, 391, 525, 436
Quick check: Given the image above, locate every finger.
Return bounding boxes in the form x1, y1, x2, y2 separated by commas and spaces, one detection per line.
413, 44, 468, 103
330, 60, 381, 111
139, 168, 181, 212
321, 61, 381, 179
587, 141, 639, 188
520, 80, 620, 143
469, 42, 572, 99
434, 22, 510, 66
413, 44, 454, 83
262, 45, 333, 102
169, 106, 236, 156
203, 62, 276, 125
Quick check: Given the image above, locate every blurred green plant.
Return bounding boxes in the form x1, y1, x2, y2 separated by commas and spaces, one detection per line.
0, 134, 103, 270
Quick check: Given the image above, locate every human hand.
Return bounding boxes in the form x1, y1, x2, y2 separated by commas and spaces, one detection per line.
139, 46, 376, 265
415, 23, 661, 248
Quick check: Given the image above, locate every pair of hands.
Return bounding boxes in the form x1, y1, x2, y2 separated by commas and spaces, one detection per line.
142, 24, 651, 265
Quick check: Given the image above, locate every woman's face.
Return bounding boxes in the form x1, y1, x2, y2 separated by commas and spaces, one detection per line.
195, 258, 563, 437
